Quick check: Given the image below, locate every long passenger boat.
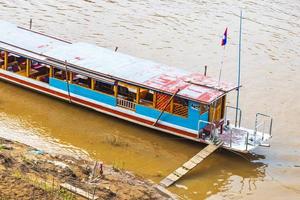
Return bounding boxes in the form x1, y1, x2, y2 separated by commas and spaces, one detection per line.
0, 21, 273, 153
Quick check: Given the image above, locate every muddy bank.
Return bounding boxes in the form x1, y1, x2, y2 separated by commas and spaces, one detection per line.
0, 137, 176, 200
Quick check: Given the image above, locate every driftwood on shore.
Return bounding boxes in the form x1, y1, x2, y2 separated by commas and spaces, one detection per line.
60, 183, 99, 200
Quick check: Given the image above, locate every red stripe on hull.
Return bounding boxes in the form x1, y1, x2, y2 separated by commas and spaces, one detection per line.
0, 72, 199, 139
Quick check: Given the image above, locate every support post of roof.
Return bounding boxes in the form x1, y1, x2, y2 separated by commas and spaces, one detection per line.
26, 59, 31, 77
69, 71, 73, 84
170, 99, 174, 113
3, 51, 8, 70
221, 95, 226, 119
153, 92, 157, 108
114, 81, 118, 97
136, 87, 140, 104
91, 78, 96, 90
49, 66, 53, 77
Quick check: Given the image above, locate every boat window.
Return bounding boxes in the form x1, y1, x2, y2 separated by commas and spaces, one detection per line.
94, 79, 114, 95
139, 88, 154, 107
200, 104, 209, 115
0, 51, 3, 68
173, 97, 188, 117
2, 52, 50, 83
8, 53, 20, 63
72, 73, 91, 88
53, 67, 67, 81
117, 82, 137, 102
29, 60, 50, 83
6, 53, 26, 73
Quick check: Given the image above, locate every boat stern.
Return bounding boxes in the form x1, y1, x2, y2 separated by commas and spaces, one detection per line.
220, 126, 272, 153
200, 106, 273, 153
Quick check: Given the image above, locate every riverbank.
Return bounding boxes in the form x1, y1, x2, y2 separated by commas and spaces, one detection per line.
0, 137, 176, 200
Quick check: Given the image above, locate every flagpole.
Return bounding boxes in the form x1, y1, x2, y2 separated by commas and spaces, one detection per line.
235, 10, 243, 127
218, 27, 227, 86
218, 45, 226, 86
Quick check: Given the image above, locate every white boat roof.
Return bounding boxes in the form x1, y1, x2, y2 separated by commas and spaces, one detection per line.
0, 21, 237, 104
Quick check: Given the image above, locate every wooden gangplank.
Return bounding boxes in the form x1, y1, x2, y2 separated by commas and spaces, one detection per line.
160, 141, 223, 187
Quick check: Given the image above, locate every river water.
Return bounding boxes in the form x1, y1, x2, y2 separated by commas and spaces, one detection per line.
0, 0, 299, 199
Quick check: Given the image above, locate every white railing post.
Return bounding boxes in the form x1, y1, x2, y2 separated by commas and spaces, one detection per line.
224, 106, 242, 128
255, 112, 273, 138
245, 131, 249, 151
230, 129, 233, 148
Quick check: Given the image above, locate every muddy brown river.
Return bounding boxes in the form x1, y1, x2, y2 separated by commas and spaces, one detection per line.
0, 0, 299, 199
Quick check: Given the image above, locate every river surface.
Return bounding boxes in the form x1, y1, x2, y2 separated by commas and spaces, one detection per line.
0, 0, 299, 199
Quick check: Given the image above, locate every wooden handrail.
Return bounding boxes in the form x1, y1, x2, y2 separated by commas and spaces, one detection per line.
153, 89, 180, 126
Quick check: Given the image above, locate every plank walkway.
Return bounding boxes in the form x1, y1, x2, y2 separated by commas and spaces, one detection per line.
160, 141, 223, 187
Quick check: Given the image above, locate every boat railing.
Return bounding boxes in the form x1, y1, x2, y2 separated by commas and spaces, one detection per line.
254, 113, 273, 141
117, 98, 136, 111
228, 127, 250, 150
224, 105, 242, 127
224, 112, 273, 151
198, 120, 218, 142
